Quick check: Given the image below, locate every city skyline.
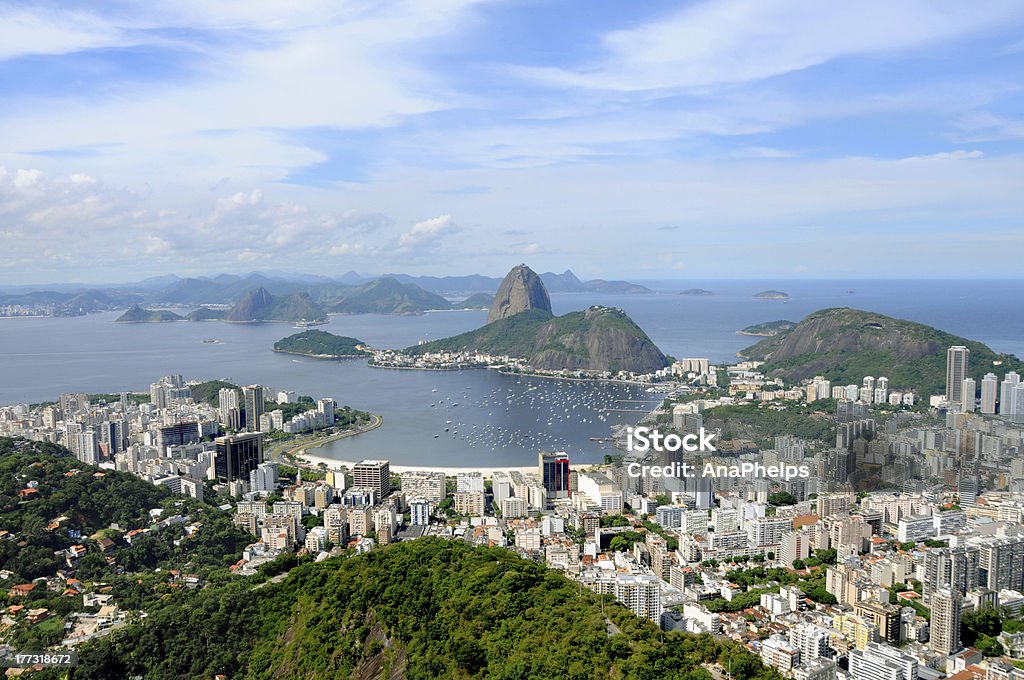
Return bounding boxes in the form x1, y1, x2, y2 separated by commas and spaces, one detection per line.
2, 1, 1024, 282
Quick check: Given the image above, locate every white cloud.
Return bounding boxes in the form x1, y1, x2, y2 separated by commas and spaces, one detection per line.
142, 235, 173, 257
515, 0, 1024, 92
397, 214, 459, 250
0, 7, 127, 61
0, 1, 482, 188
327, 243, 367, 256
13, 169, 42, 188
237, 249, 270, 262
898, 150, 984, 162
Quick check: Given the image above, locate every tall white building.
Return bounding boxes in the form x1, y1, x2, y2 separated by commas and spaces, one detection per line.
929, 588, 962, 656
945, 346, 970, 404
961, 378, 976, 412
614, 574, 661, 621
981, 373, 999, 415
249, 462, 279, 494
1001, 372, 1021, 415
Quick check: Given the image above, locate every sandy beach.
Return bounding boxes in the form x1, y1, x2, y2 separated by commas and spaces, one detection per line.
291, 448, 599, 477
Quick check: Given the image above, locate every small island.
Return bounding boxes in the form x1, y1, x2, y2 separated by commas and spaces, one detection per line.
753, 290, 790, 300
115, 305, 185, 323
273, 329, 371, 358
738, 319, 796, 337
679, 288, 714, 296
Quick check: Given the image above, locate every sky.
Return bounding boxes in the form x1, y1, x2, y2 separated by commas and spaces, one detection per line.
1, 0, 1023, 284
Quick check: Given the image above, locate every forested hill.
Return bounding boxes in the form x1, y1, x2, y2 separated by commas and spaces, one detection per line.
741, 307, 1024, 395
64, 538, 784, 680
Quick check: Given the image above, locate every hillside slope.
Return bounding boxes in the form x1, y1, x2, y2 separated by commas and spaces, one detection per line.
66, 538, 783, 680
410, 306, 669, 374
115, 306, 185, 322
741, 307, 1024, 394
325, 277, 451, 315
274, 330, 369, 357
225, 288, 327, 323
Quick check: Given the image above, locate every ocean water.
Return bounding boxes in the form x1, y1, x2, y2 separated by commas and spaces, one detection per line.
1, 279, 1021, 466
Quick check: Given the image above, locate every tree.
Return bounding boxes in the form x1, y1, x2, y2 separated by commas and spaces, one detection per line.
768, 492, 797, 507
962, 606, 1002, 646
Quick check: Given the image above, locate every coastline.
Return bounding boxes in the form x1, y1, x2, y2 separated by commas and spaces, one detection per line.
291, 447, 600, 477
272, 348, 368, 360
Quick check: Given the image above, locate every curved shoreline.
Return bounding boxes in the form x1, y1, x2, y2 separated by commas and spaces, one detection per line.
271, 413, 383, 465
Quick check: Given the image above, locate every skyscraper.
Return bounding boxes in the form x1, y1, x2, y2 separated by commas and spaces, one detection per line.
353, 459, 391, 498
946, 346, 969, 404
218, 387, 241, 428
961, 378, 976, 412
243, 384, 264, 432
981, 373, 998, 415
1001, 372, 1021, 415
214, 432, 264, 483
538, 451, 570, 500
929, 588, 962, 656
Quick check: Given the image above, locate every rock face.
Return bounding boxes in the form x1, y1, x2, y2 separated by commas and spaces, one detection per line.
529, 306, 669, 373
487, 265, 552, 324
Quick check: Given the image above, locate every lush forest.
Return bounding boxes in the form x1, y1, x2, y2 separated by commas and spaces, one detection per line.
114, 305, 185, 323
0, 438, 170, 581
741, 307, 1024, 395
53, 538, 784, 680
273, 329, 370, 357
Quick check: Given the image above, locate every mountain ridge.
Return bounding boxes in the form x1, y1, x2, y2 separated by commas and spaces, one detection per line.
741, 307, 1024, 394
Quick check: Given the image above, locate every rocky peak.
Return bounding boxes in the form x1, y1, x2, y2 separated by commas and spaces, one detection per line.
487, 264, 552, 324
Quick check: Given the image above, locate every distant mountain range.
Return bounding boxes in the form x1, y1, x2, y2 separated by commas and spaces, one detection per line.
1, 268, 652, 318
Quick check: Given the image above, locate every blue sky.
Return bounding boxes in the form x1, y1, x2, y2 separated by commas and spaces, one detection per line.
1, 0, 1023, 283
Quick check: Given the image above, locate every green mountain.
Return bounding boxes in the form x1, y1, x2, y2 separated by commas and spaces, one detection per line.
740, 307, 1024, 395
454, 292, 494, 309
738, 320, 795, 337
67, 537, 782, 680
186, 306, 227, 321
115, 305, 185, 322
325, 277, 452, 315
190, 379, 240, 405
225, 288, 327, 323
274, 330, 370, 357
410, 306, 670, 374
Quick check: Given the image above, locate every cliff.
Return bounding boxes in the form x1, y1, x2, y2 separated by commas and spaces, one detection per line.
487, 264, 552, 323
